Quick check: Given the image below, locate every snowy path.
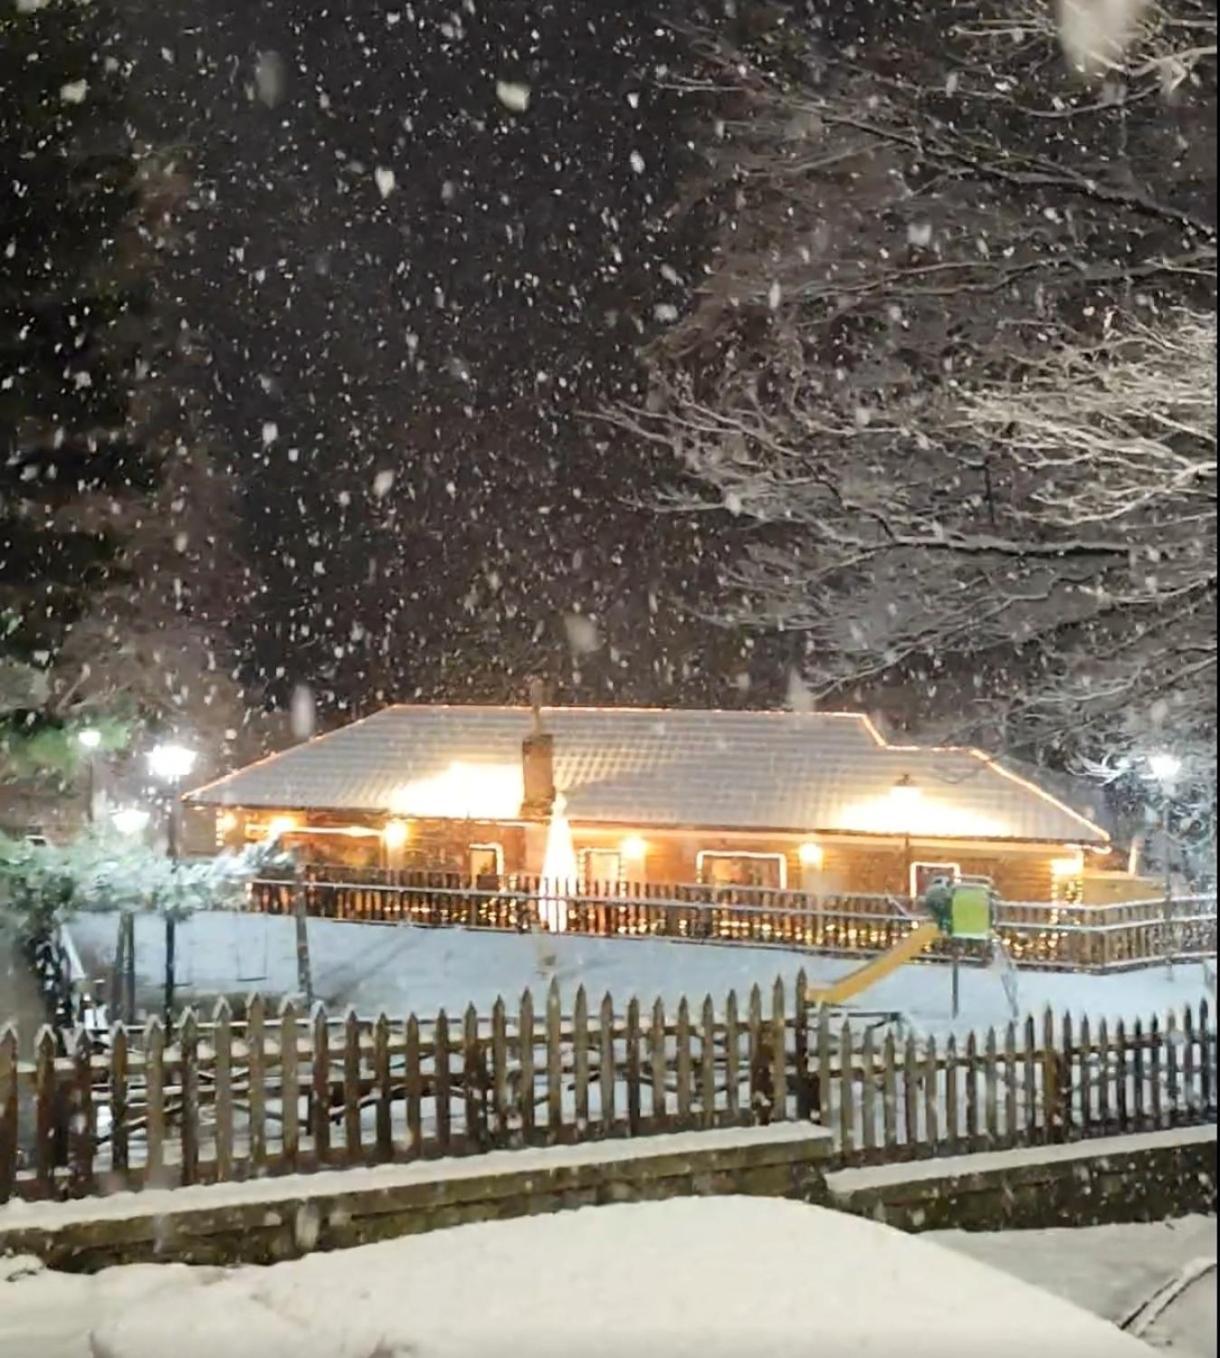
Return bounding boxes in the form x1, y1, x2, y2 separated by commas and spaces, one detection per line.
930, 1216, 1217, 1358
62, 911, 1213, 1042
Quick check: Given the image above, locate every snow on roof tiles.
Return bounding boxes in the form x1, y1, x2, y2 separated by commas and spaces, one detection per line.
185, 706, 1108, 845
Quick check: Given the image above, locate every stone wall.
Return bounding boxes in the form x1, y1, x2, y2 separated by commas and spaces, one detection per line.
0, 1125, 834, 1272
824, 1126, 1218, 1233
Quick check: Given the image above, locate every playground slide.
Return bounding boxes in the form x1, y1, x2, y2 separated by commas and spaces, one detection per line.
808, 921, 941, 1006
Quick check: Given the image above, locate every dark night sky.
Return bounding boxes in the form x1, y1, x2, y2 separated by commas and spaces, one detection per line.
116, 0, 781, 719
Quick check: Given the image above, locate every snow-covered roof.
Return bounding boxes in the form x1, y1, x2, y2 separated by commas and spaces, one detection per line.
185, 705, 1109, 845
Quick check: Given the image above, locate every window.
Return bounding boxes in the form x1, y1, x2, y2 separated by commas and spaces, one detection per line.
581, 848, 622, 888
469, 843, 504, 881
910, 861, 960, 899
696, 851, 787, 890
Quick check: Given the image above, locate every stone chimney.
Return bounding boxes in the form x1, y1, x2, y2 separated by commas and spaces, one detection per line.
520, 677, 555, 818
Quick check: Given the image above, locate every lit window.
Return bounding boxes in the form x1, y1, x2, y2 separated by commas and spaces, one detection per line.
470, 843, 504, 880
697, 852, 786, 889
581, 848, 623, 888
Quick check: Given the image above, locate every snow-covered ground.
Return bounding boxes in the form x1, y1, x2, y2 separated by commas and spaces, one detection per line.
932, 1216, 1217, 1358
0, 1196, 1154, 1358
59, 910, 1213, 1041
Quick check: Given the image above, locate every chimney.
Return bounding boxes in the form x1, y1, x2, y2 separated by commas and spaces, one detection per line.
521, 677, 555, 818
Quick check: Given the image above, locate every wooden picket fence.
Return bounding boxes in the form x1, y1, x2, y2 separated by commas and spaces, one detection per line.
251, 872, 1219, 973
0, 976, 1214, 1204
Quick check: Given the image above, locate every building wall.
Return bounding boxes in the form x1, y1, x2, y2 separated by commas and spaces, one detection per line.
203, 805, 1079, 902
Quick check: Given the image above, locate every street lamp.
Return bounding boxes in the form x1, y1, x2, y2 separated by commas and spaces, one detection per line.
1148, 753, 1181, 978
148, 742, 197, 1023
77, 728, 102, 825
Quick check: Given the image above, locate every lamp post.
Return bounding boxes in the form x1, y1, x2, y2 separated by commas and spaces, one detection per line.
1148, 753, 1181, 980
77, 728, 102, 825
148, 742, 198, 1025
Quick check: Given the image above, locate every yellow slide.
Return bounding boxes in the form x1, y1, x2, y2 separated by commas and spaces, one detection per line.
807, 921, 941, 1005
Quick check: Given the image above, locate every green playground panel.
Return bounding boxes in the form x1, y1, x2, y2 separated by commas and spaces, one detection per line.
949, 885, 992, 940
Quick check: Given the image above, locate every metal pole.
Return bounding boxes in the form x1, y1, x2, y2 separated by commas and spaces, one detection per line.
1163, 795, 1174, 981
164, 787, 179, 1026
294, 869, 313, 1005
85, 757, 95, 826
951, 942, 961, 1020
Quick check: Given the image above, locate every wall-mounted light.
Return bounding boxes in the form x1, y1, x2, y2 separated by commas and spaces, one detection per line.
217, 811, 239, 835
266, 814, 299, 842
382, 819, 410, 852
798, 842, 824, 869
77, 728, 102, 751
1051, 852, 1085, 879
619, 835, 647, 861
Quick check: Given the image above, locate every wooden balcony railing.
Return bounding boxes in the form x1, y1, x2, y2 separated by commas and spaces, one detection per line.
244, 870, 1218, 974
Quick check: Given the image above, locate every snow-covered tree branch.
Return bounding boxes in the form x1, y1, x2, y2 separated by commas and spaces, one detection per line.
607, 0, 1215, 850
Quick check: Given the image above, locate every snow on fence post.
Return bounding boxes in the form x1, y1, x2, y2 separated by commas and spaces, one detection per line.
964, 1032, 979, 1150
923, 1033, 938, 1153
405, 1013, 422, 1156
699, 995, 716, 1130
464, 1005, 485, 1153
1182, 1005, 1197, 1118
817, 1009, 832, 1135
724, 991, 741, 1125
280, 999, 300, 1171
650, 996, 668, 1130
598, 992, 615, 1133
343, 1009, 362, 1165
572, 987, 589, 1133
68, 1029, 94, 1197
518, 989, 535, 1144
770, 978, 787, 1121
374, 1013, 393, 1160
861, 1028, 877, 1156
215, 1000, 234, 1182
793, 970, 811, 1120
626, 998, 643, 1135
675, 997, 693, 1128
944, 1034, 959, 1151
311, 1006, 332, 1165
983, 1028, 999, 1148
546, 981, 563, 1144
838, 1020, 855, 1155
434, 1010, 452, 1153
491, 998, 510, 1143
179, 1009, 200, 1187
248, 996, 267, 1170
145, 1017, 165, 1186
109, 1022, 129, 1177
1133, 1018, 1147, 1129
0, 1026, 16, 1203
1149, 1015, 1164, 1129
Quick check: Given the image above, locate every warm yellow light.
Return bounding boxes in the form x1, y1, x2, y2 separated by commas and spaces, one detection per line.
217, 811, 239, 835
382, 819, 410, 851
388, 761, 524, 819
890, 774, 921, 808
798, 842, 824, 869
266, 815, 298, 841
620, 835, 647, 860
1051, 852, 1085, 878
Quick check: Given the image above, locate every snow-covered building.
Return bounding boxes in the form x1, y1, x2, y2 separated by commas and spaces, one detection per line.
182, 704, 1131, 904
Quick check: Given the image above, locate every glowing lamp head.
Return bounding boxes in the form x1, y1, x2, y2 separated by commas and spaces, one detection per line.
111, 807, 151, 837
382, 819, 410, 851
1148, 753, 1182, 784
148, 742, 197, 782
798, 842, 824, 869
77, 728, 102, 751
619, 834, 647, 861
217, 810, 239, 835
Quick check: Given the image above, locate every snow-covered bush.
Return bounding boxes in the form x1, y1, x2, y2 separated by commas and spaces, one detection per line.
0, 832, 293, 939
